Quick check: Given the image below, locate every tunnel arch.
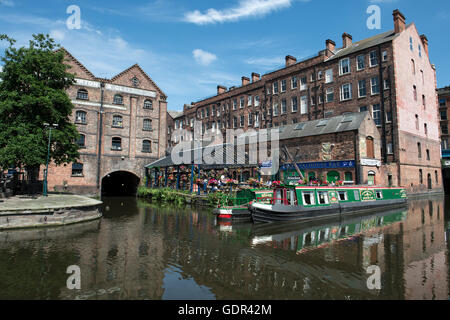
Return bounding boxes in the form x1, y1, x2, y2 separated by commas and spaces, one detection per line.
101, 171, 141, 196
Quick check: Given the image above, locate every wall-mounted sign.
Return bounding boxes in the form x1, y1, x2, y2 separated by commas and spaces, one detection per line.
281, 160, 355, 170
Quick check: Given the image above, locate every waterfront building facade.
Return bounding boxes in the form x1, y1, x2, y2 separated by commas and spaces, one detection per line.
171, 10, 442, 193
43, 49, 167, 195
438, 86, 450, 191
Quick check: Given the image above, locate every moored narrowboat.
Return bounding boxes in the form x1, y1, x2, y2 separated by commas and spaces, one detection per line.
213, 188, 273, 222
250, 185, 407, 223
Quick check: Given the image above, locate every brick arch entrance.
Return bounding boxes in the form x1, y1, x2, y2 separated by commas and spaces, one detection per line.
101, 171, 141, 196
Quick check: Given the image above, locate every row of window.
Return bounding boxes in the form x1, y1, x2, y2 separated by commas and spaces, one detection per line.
76, 135, 152, 153
75, 111, 153, 131
76, 89, 154, 109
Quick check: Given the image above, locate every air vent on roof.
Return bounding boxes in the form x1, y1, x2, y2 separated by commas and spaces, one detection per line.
341, 115, 354, 123
317, 120, 329, 127
295, 123, 306, 130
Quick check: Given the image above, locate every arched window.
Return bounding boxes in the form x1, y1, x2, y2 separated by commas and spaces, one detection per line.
413, 86, 417, 101
75, 110, 87, 124
142, 140, 152, 153
411, 59, 415, 75
77, 134, 86, 148
112, 115, 123, 128
113, 94, 123, 105
144, 99, 153, 110
418, 142, 422, 159
112, 137, 122, 151
366, 136, 375, 159
143, 119, 152, 131
77, 89, 89, 100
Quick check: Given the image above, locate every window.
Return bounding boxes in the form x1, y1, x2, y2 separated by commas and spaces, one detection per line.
112, 137, 122, 151
326, 88, 334, 102
132, 77, 139, 87
143, 119, 152, 131
233, 117, 238, 128
318, 71, 323, 80
440, 110, 448, 120
325, 69, 333, 83
421, 70, 424, 85
273, 82, 279, 94
422, 95, 426, 109
142, 140, 152, 153
273, 103, 279, 116
75, 111, 87, 124
413, 86, 417, 101
366, 137, 375, 159
371, 77, 380, 95
410, 37, 414, 51
415, 114, 420, 130
426, 149, 430, 161
419, 45, 422, 58
72, 163, 83, 177
113, 94, 123, 105
255, 95, 260, 107
357, 55, 365, 70
418, 142, 422, 159
77, 89, 88, 100
411, 59, 416, 75
206, 108, 210, 116
387, 143, 393, 155
300, 77, 307, 90
302, 191, 315, 206
317, 191, 329, 205
360, 106, 368, 112
291, 96, 298, 112
291, 76, 298, 89
339, 58, 350, 75
424, 123, 428, 136
310, 73, 316, 82
77, 134, 85, 148
372, 104, 381, 126
248, 113, 253, 126
338, 191, 348, 201
340, 83, 352, 101
233, 99, 237, 110
419, 169, 423, 184
281, 99, 287, 114
386, 111, 392, 123
384, 79, 391, 90
112, 115, 123, 128
300, 96, 308, 114
440, 99, 446, 107
248, 95, 252, 106
376, 191, 383, 199
382, 51, 388, 61
369, 51, 378, 67
358, 80, 367, 97
281, 80, 287, 92
240, 115, 244, 127
240, 97, 245, 108
144, 100, 153, 109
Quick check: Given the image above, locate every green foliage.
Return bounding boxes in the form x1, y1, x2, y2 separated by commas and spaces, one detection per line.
0, 33, 79, 170
137, 187, 188, 206
207, 192, 230, 207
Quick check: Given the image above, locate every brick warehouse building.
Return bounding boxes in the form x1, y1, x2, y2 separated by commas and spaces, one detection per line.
170, 9, 442, 194
438, 86, 450, 191
42, 48, 167, 195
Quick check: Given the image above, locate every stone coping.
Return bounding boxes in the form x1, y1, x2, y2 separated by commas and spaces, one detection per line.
0, 195, 103, 215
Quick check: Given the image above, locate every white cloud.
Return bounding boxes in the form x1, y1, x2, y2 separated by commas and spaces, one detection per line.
184, 0, 293, 25
0, 0, 15, 7
50, 29, 66, 41
245, 56, 284, 69
193, 49, 217, 66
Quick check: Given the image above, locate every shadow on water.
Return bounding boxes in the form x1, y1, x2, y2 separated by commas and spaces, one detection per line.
0, 195, 448, 300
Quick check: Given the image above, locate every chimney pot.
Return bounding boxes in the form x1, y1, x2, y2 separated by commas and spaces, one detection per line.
420, 34, 429, 57
393, 9, 406, 34
342, 33, 352, 48
285, 55, 297, 67
242, 76, 250, 86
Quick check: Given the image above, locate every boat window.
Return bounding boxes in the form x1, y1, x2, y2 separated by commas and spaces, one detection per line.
317, 191, 329, 205
302, 191, 315, 206
376, 190, 383, 199
338, 191, 348, 201
275, 189, 283, 205
354, 190, 360, 201
288, 189, 297, 205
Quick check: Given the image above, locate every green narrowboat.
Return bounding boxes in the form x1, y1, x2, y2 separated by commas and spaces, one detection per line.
213, 188, 273, 222
250, 185, 408, 223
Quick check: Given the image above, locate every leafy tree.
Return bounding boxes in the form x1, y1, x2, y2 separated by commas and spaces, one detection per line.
0, 34, 80, 176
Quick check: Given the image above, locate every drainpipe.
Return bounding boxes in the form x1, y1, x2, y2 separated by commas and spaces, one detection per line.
354, 130, 360, 185
96, 82, 105, 191
378, 45, 388, 164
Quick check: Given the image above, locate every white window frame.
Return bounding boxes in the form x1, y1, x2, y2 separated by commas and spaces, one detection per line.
369, 51, 378, 67
371, 76, 380, 95
291, 96, 298, 112
339, 58, 351, 75
325, 69, 333, 83
281, 99, 287, 114
281, 79, 287, 93
340, 83, 352, 101
291, 76, 298, 89
358, 80, 367, 98
300, 77, 307, 91
357, 54, 365, 71
326, 88, 334, 103
255, 95, 260, 107
300, 96, 308, 114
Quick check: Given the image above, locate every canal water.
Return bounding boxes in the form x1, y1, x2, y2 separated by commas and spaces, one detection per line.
0, 196, 449, 300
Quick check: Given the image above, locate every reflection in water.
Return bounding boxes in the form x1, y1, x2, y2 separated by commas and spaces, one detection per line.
0, 196, 448, 300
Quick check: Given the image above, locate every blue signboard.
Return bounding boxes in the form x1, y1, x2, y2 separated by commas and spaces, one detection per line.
281, 160, 356, 170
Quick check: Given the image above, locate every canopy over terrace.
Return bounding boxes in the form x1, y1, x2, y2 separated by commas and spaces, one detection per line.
144, 141, 264, 192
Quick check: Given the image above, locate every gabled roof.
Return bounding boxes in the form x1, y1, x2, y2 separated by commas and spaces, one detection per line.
57, 47, 96, 80
167, 110, 184, 119
111, 64, 167, 98
326, 26, 411, 61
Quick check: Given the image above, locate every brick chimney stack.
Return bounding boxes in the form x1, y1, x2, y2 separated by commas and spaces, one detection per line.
325, 39, 336, 57
285, 55, 297, 67
242, 76, 250, 86
420, 34, 429, 57
217, 85, 227, 95
393, 9, 406, 34
251, 72, 260, 83
342, 33, 352, 48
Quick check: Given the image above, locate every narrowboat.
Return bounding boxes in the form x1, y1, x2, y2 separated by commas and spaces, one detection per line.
250, 185, 408, 223
213, 188, 273, 222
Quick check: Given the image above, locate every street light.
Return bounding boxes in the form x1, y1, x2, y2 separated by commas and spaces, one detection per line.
43, 123, 58, 197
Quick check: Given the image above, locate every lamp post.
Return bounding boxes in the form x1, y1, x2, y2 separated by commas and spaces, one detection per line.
43, 123, 58, 197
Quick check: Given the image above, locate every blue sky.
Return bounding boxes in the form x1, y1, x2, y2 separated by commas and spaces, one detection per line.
1, 0, 450, 111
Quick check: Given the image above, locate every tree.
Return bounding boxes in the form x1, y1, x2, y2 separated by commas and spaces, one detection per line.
0, 34, 80, 177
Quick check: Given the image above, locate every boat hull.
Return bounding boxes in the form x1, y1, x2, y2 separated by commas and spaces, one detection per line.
251, 198, 408, 223
213, 207, 252, 222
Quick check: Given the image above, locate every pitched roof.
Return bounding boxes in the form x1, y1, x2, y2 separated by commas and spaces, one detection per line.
57, 47, 96, 80
167, 110, 184, 119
